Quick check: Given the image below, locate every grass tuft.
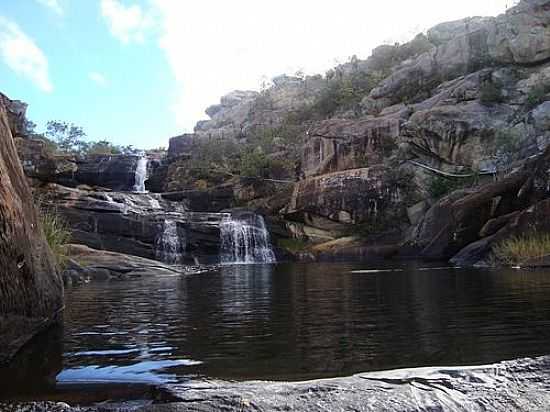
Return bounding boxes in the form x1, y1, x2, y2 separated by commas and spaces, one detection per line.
492, 232, 550, 266
39, 209, 71, 269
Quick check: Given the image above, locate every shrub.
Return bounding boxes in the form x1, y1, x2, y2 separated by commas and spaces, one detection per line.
479, 81, 504, 105
277, 238, 308, 253
427, 175, 470, 199
40, 209, 71, 268
492, 232, 550, 265
526, 83, 550, 110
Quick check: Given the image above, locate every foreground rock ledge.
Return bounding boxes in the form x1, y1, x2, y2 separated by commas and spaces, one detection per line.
4, 356, 550, 412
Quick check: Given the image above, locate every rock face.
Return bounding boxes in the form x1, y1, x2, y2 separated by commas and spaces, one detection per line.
38, 184, 226, 264
285, 167, 404, 230
412, 144, 550, 263
0, 93, 63, 364
16, 138, 149, 191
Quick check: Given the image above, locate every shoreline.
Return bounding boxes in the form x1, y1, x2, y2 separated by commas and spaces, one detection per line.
3, 355, 550, 412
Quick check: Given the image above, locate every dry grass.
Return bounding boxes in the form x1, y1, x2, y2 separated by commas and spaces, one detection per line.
492, 232, 550, 265
40, 209, 71, 268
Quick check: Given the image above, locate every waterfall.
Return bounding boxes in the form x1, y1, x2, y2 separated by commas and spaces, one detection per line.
155, 220, 185, 265
220, 213, 276, 264
133, 156, 148, 192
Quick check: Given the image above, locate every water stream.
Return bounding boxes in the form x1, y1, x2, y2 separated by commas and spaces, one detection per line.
133, 156, 148, 193
219, 214, 276, 264
154, 220, 185, 265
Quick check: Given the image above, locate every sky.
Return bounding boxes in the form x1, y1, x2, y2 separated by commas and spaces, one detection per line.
0, 0, 517, 149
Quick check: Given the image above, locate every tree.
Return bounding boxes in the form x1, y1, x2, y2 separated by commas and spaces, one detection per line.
45, 121, 87, 153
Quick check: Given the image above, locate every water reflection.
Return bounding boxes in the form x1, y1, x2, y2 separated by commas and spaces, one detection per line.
1, 262, 550, 400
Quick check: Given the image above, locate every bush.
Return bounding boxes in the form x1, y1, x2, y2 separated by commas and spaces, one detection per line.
40, 209, 71, 268
492, 232, 550, 265
526, 83, 550, 110
427, 175, 470, 199
277, 238, 308, 253
479, 81, 504, 105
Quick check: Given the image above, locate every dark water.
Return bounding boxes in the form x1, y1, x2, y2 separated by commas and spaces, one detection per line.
2, 262, 550, 401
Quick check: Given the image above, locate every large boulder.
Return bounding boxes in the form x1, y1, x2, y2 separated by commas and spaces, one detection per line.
0, 94, 63, 364
413, 144, 550, 261
74, 154, 144, 191
284, 167, 406, 231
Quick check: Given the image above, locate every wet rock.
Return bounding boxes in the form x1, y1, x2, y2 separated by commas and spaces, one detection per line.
0, 93, 63, 364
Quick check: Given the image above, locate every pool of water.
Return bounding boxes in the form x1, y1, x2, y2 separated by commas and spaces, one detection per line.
2, 262, 550, 401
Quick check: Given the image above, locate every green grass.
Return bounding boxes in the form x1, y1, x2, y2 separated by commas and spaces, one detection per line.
492, 232, 550, 265
40, 209, 71, 268
277, 238, 309, 253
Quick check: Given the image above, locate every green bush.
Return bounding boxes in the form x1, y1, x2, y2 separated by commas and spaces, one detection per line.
492, 232, 550, 265
526, 83, 550, 110
277, 238, 308, 253
427, 175, 470, 199
40, 209, 71, 268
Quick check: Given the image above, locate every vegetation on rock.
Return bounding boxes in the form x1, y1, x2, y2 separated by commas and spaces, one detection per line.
492, 232, 550, 266
39, 208, 71, 269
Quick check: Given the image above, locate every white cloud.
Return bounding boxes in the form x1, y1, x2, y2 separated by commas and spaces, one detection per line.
0, 16, 53, 93
35, 0, 63, 15
152, 0, 513, 132
101, 0, 154, 44
89, 71, 108, 87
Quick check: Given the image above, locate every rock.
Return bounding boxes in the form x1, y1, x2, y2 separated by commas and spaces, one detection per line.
65, 244, 184, 278
370, 1, 550, 104
15, 137, 78, 185
284, 167, 405, 230
427, 17, 493, 45
533, 101, 550, 131
0, 93, 28, 137
75, 154, 144, 191
302, 111, 406, 177
418, 145, 550, 263
142, 356, 550, 412
38, 184, 226, 264
0, 93, 63, 364
407, 201, 429, 225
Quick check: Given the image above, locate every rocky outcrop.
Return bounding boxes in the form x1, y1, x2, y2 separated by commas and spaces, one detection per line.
302, 107, 406, 177
284, 167, 406, 231
370, 0, 550, 105
12, 355, 550, 412
0, 93, 63, 364
62, 244, 202, 284
15, 138, 150, 191
38, 184, 228, 264
412, 144, 550, 262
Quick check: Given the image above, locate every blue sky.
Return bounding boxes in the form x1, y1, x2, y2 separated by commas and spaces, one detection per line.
0, 0, 514, 149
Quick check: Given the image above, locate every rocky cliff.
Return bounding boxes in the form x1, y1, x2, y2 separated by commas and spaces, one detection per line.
149, 0, 550, 263
12, 0, 550, 267
0, 93, 63, 364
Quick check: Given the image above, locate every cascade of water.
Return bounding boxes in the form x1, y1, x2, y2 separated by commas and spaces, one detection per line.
220, 213, 276, 264
155, 220, 185, 265
133, 156, 148, 193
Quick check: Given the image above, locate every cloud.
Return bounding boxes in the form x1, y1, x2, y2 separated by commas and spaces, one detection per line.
151, 0, 512, 132
35, 0, 63, 15
89, 71, 107, 87
0, 16, 53, 92
101, 0, 154, 44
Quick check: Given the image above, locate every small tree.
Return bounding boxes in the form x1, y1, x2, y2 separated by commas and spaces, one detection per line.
46, 121, 87, 154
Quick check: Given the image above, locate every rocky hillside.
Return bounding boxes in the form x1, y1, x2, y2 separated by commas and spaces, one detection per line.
13, 0, 550, 267
146, 0, 550, 264
0, 93, 63, 364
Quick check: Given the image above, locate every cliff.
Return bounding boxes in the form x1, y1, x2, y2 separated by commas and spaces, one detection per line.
150, 0, 550, 263
0, 93, 63, 364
